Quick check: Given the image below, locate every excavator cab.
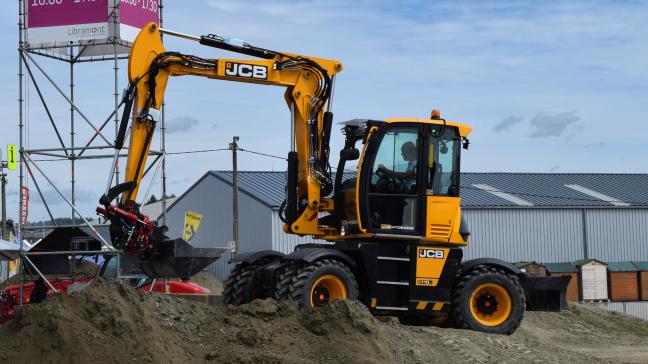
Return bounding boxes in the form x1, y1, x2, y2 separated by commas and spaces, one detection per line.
336, 116, 469, 244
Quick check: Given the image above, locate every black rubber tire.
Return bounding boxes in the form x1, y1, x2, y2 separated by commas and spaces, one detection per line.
273, 263, 300, 301
223, 263, 257, 305
289, 259, 359, 309
451, 265, 525, 335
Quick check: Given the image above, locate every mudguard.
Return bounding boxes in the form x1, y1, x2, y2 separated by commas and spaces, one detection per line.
229, 250, 284, 265
460, 258, 522, 277
283, 247, 356, 267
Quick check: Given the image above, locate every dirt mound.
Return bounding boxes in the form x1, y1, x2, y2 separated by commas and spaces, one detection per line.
1, 279, 647, 363
0, 279, 401, 363
0, 279, 192, 363
187, 270, 222, 294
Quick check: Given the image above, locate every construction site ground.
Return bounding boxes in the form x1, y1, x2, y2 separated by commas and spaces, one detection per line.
1, 277, 647, 363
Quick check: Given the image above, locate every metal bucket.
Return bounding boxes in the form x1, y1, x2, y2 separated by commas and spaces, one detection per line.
523, 275, 571, 311
140, 238, 229, 279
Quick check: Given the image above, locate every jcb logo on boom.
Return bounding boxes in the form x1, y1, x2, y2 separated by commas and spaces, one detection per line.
418, 249, 444, 259
224, 62, 268, 80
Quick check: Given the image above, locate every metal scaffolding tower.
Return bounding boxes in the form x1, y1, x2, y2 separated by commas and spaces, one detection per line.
15, 0, 167, 302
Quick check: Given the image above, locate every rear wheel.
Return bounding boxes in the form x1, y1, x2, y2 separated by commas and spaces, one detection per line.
273, 263, 299, 300
289, 259, 358, 308
452, 265, 525, 335
223, 258, 275, 305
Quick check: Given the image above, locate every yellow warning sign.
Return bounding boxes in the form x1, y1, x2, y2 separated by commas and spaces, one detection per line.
183, 210, 203, 244
7, 145, 17, 170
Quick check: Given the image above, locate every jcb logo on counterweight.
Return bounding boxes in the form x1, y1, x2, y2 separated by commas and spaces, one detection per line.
419, 249, 444, 259
224, 62, 268, 79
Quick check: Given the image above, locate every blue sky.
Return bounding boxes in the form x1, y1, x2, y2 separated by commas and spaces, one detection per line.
0, 0, 647, 222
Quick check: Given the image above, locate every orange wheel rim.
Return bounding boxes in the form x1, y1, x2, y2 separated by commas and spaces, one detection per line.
469, 283, 512, 327
310, 275, 347, 307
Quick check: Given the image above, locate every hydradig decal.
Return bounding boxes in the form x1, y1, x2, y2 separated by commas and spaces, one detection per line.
224, 62, 268, 79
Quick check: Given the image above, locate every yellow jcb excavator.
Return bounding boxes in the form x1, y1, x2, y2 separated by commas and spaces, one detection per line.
97, 22, 569, 335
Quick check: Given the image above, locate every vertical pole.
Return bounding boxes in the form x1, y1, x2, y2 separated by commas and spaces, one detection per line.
159, 0, 167, 226
1, 168, 7, 240
69, 44, 76, 224
18, 0, 25, 305
230, 136, 239, 252
581, 209, 589, 259
1, 168, 6, 240
113, 0, 120, 185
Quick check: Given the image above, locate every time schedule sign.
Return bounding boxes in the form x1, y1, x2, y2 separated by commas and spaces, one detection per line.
25, 0, 158, 50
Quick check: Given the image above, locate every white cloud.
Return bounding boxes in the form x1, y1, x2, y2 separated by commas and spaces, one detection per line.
529, 111, 579, 138
493, 116, 523, 132
166, 116, 199, 134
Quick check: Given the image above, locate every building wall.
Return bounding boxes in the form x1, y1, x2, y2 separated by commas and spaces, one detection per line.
608, 272, 639, 301
165, 175, 273, 281
580, 263, 609, 301
585, 209, 648, 261
590, 301, 648, 321
641, 272, 648, 301
462, 209, 584, 262
462, 208, 648, 263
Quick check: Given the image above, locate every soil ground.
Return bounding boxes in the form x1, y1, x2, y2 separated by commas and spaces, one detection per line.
1, 278, 647, 363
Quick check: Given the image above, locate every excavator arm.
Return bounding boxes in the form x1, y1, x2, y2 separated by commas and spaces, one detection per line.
97, 23, 342, 257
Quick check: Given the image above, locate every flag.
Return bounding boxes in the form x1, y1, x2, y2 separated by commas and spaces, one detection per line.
183, 210, 203, 244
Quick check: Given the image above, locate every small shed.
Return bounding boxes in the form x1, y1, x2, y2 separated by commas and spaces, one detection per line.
633, 261, 648, 301
515, 261, 548, 277
545, 262, 579, 302
607, 262, 640, 302
574, 259, 608, 301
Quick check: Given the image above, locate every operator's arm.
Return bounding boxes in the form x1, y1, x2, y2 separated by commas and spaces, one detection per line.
377, 164, 415, 179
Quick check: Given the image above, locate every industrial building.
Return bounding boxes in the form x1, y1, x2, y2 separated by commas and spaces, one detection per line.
164, 171, 648, 281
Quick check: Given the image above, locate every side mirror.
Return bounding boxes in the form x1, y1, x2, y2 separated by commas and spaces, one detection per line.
448, 185, 460, 197
340, 148, 360, 161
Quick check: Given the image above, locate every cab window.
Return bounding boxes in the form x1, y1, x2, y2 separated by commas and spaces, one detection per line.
428, 126, 460, 196
367, 126, 419, 233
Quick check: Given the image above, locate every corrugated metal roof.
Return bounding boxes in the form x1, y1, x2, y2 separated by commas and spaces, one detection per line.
573, 259, 607, 266
607, 261, 640, 272
633, 261, 648, 271
545, 262, 578, 273
515, 261, 544, 268
207, 171, 648, 209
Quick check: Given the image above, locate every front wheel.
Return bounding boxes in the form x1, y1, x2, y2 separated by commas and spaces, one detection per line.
452, 265, 525, 335
289, 259, 359, 308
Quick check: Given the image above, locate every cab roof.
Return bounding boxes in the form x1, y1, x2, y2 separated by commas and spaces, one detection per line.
384, 117, 472, 137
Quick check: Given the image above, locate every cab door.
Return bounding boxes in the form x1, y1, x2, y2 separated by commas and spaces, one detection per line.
359, 124, 426, 236
425, 125, 462, 242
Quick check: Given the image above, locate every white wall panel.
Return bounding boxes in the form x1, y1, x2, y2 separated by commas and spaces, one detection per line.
463, 209, 584, 262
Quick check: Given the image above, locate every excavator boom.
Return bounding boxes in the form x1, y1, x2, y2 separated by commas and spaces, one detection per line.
97, 22, 343, 271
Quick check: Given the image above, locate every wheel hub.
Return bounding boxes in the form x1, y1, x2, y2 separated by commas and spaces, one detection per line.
469, 282, 513, 327
312, 287, 331, 307
475, 292, 498, 315
309, 274, 347, 308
